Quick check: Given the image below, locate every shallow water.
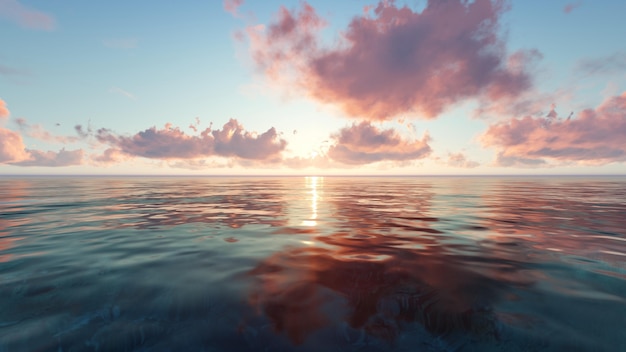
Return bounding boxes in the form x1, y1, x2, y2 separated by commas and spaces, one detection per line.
0, 176, 625, 351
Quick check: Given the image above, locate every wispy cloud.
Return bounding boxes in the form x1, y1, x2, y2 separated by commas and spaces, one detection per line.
223, 0, 244, 17
0, 63, 28, 77
0, 0, 55, 30
109, 87, 137, 100
576, 52, 626, 76
447, 152, 480, 168
482, 92, 626, 166
12, 148, 83, 167
246, 0, 537, 120
563, 1, 582, 14
14, 117, 80, 144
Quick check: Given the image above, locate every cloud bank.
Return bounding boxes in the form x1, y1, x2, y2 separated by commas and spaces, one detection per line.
482, 92, 626, 166
94, 119, 287, 162
248, 0, 536, 120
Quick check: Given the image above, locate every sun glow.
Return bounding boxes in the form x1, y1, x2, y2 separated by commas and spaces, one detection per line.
301, 176, 321, 226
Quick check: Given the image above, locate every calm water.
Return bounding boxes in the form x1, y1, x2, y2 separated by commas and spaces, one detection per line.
0, 176, 625, 352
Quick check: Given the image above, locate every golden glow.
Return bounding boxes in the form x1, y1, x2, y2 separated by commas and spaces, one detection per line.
302, 176, 321, 226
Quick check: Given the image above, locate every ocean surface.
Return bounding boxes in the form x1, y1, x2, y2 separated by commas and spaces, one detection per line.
0, 176, 625, 352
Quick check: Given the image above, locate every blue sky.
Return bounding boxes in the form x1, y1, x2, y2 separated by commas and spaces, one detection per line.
1, 0, 625, 174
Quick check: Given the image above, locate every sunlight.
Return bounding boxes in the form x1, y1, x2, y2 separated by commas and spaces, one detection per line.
302, 176, 321, 226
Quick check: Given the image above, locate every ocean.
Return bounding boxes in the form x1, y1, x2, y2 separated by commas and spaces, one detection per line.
0, 176, 625, 351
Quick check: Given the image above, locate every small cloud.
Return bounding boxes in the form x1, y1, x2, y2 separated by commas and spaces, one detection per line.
0, 127, 29, 163
327, 122, 431, 165
223, 0, 244, 17
0, 63, 28, 78
576, 52, 626, 76
0, 0, 56, 30
447, 152, 480, 168
102, 38, 139, 49
14, 117, 80, 144
90, 148, 128, 165
110, 87, 137, 100
563, 1, 582, 14
0, 98, 9, 120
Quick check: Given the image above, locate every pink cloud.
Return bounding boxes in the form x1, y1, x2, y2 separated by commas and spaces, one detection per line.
212, 119, 286, 159
482, 92, 626, 166
563, 1, 582, 14
91, 148, 128, 165
248, 0, 536, 120
447, 152, 480, 168
223, 0, 244, 17
0, 98, 9, 120
327, 122, 431, 165
0, 0, 55, 30
96, 119, 287, 161
14, 117, 80, 144
1, 126, 83, 166
0, 127, 29, 163
12, 148, 83, 167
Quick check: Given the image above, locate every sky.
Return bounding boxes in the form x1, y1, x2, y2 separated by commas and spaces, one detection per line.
1, 0, 625, 175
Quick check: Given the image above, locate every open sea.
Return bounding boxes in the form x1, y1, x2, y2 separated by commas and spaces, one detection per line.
0, 176, 625, 352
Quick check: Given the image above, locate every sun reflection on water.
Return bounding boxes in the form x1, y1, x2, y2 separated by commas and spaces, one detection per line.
301, 176, 321, 227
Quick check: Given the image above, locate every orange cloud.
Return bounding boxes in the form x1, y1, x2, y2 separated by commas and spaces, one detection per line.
0, 127, 30, 163
247, 0, 536, 120
482, 92, 626, 166
0, 98, 9, 120
0, 127, 82, 166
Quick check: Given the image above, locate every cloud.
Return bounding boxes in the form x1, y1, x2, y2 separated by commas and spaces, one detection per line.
327, 122, 431, 165
447, 152, 480, 168
1, 127, 83, 166
109, 87, 137, 100
90, 148, 128, 165
576, 52, 626, 76
0, 127, 29, 163
0, 98, 9, 120
247, 0, 536, 120
96, 119, 287, 161
12, 148, 83, 167
223, 0, 244, 17
0, 63, 28, 78
481, 92, 626, 166
14, 117, 80, 143
0, 0, 55, 30
563, 1, 582, 14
